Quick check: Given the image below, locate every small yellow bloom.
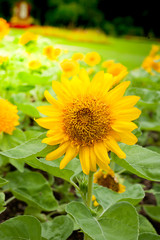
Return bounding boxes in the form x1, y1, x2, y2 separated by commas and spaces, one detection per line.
84, 52, 101, 66
107, 63, 128, 85
92, 195, 99, 207
0, 18, 9, 39
0, 99, 19, 135
102, 60, 115, 68
72, 52, 84, 61
36, 68, 141, 175
29, 60, 41, 70
60, 59, 79, 77
43, 46, 61, 60
0, 56, 8, 65
19, 32, 38, 45
149, 45, 159, 57
94, 168, 126, 193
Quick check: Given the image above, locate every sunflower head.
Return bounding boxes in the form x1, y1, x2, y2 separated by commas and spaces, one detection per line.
84, 52, 101, 66
106, 63, 128, 85
29, 60, 41, 70
94, 168, 126, 193
0, 18, 9, 39
19, 32, 38, 45
102, 60, 115, 68
0, 99, 19, 135
60, 59, 80, 77
36, 68, 141, 175
72, 52, 84, 61
43, 46, 61, 60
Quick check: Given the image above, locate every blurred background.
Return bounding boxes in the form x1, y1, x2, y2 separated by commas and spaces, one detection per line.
0, 0, 159, 38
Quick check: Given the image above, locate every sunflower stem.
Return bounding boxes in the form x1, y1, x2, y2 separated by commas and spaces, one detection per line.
87, 171, 94, 208
84, 171, 94, 240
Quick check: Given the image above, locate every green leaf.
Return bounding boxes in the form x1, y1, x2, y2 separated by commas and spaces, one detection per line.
0, 133, 46, 159
139, 233, 160, 240
153, 183, 160, 205
18, 72, 52, 85
42, 216, 74, 240
112, 144, 160, 181
17, 103, 41, 118
143, 205, 160, 223
25, 157, 82, 183
138, 214, 156, 234
6, 170, 58, 211
66, 201, 139, 240
0, 176, 8, 187
0, 128, 26, 151
0, 192, 6, 214
94, 184, 145, 210
0, 215, 41, 240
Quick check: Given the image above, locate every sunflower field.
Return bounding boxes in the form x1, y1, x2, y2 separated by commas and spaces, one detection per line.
0, 18, 160, 240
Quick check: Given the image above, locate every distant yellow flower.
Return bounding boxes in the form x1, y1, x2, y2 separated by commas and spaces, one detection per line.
43, 46, 61, 60
0, 18, 9, 39
84, 52, 101, 66
0, 56, 8, 65
142, 54, 160, 74
72, 52, 84, 61
107, 63, 128, 85
149, 45, 159, 57
29, 60, 41, 70
60, 59, 79, 77
19, 32, 38, 45
36, 69, 141, 175
94, 168, 126, 193
102, 60, 115, 68
0, 99, 19, 135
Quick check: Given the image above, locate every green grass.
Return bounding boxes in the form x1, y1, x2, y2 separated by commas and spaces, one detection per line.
10, 28, 158, 70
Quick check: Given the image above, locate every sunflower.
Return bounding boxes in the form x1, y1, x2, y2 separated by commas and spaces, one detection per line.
36, 69, 141, 175
94, 168, 126, 193
102, 60, 115, 69
107, 63, 128, 85
72, 52, 84, 61
0, 18, 9, 39
43, 46, 61, 60
60, 59, 80, 77
84, 52, 101, 66
19, 32, 38, 45
0, 99, 19, 135
29, 60, 41, 70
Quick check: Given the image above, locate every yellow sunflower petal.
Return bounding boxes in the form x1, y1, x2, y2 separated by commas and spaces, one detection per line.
37, 106, 61, 117
35, 117, 60, 129
113, 108, 141, 121
60, 145, 78, 169
89, 147, 97, 172
119, 132, 138, 145
46, 141, 70, 161
42, 133, 65, 145
112, 96, 140, 110
104, 137, 126, 159
112, 121, 138, 132
79, 68, 90, 87
79, 146, 90, 175
94, 142, 110, 165
105, 81, 130, 103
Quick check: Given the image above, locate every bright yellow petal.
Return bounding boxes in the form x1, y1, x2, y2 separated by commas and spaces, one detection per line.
46, 141, 70, 161
79, 68, 90, 87
112, 108, 141, 121
79, 146, 90, 175
112, 121, 138, 132
42, 133, 65, 145
44, 90, 62, 108
112, 96, 140, 110
37, 106, 61, 117
60, 145, 79, 169
104, 137, 126, 159
89, 147, 97, 172
94, 142, 110, 165
105, 81, 130, 103
35, 117, 61, 129
119, 132, 138, 145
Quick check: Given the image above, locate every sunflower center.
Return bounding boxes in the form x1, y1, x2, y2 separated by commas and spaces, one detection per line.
62, 96, 112, 146
97, 174, 120, 192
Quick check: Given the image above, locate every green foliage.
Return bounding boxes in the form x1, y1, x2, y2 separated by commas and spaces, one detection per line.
66, 201, 139, 240
6, 170, 58, 211
112, 144, 160, 181
143, 206, 160, 223
139, 233, 160, 240
93, 184, 145, 210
